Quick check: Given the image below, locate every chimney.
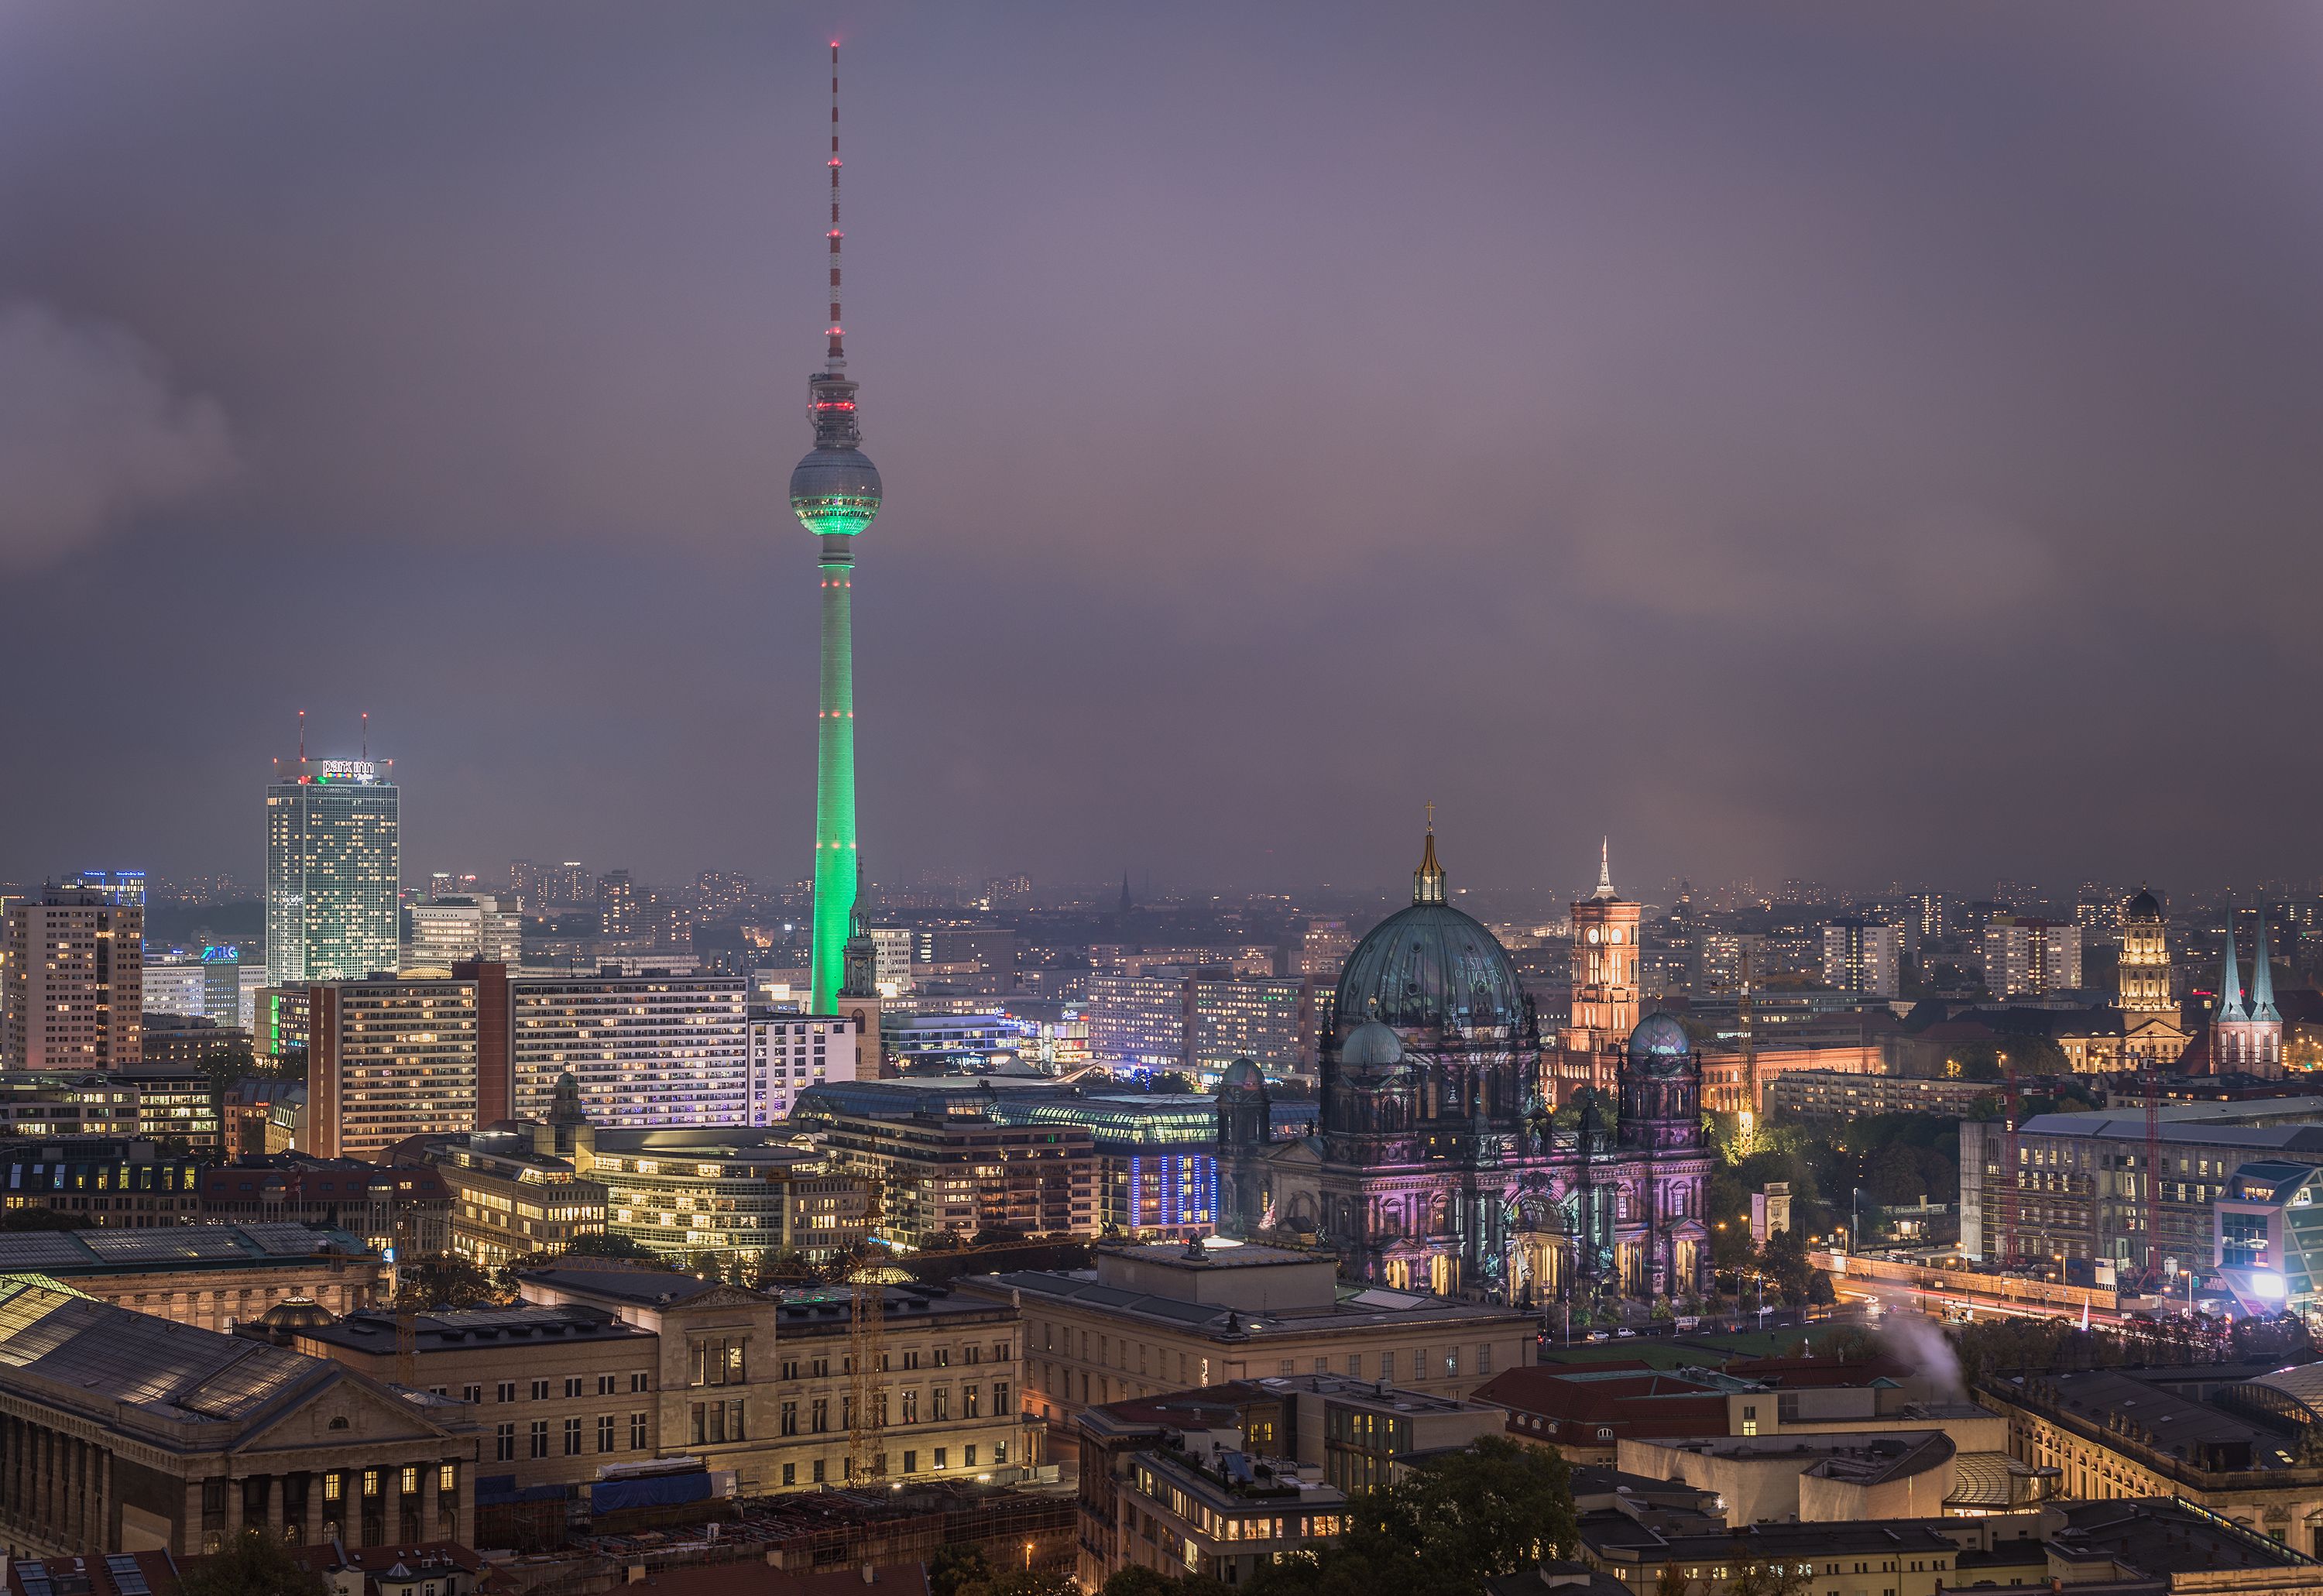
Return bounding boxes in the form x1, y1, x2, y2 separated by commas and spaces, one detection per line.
862, 1562, 878, 1584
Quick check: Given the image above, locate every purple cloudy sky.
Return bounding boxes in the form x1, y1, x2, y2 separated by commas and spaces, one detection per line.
5, 3, 2323, 901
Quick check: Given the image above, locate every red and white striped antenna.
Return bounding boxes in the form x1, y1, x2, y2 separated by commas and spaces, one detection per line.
825, 40, 845, 373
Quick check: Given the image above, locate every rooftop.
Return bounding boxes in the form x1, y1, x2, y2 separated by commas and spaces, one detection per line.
2043, 1497, 2320, 1577
2018, 1098, 2323, 1154
513, 1267, 1011, 1327
0, 1221, 374, 1276
0, 1273, 326, 1427
1579, 1513, 1958, 1563
959, 1262, 1524, 1341
1630, 1430, 1956, 1487
303, 1303, 648, 1355
2002, 1368, 2314, 1473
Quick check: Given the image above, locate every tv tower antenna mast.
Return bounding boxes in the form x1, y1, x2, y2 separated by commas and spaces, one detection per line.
790, 39, 884, 1014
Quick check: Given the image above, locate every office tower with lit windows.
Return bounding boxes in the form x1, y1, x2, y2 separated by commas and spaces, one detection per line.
265, 752, 400, 985
1820, 918, 1900, 997
59, 870, 146, 908
505, 973, 750, 1128
404, 895, 523, 976
596, 870, 636, 938
304, 976, 479, 1159
1981, 915, 2082, 999
790, 44, 884, 1011
2, 888, 144, 1070
746, 1012, 860, 1124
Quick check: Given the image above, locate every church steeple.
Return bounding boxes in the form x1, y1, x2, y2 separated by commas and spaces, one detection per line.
1413, 805, 1446, 904
2252, 908, 2280, 1022
1590, 838, 1616, 900
2216, 907, 2249, 1023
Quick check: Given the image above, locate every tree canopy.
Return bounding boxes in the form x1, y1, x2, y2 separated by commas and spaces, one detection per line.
180, 1531, 330, 1596
1258, 1436, 1575, 1596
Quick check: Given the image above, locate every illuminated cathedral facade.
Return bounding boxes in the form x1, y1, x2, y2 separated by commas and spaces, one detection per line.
1216, 826, 1714, 1307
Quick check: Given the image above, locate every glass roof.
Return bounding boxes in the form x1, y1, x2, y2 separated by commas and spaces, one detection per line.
0, 1274, 321, 1422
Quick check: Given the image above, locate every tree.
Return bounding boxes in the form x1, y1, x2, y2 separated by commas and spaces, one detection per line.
1102, 1569, 1233, 1596
1655, 1564, 1700, 1596
966, 1574, 1077, 1596
0, 1206, 81, 1231
1813, 1323, 1882, 1363
1724, 1540, 1810, 1596
1804, 1270, 1836, 1306
932, 1547, 1079, 1596
1261, 1435, 1577, 1596
180, 1530, 330, 1596
929, 1546, 993, 1596
559, 1231, 664, 1261
395, 1255, 501, 1309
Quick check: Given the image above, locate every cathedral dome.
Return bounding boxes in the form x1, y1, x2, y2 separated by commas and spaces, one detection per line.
1626, 1012, 1693, 1074
1218, 1059, 1268, 1097
1340, 1021, 1404, 1070
1333, 820, 1526, 1033
1334, 902, 1525, 1031
2126, 887, 2162, 922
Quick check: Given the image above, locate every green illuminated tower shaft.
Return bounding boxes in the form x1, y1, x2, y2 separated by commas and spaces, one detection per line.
811, 552, 859, 1009
789, 43, 882, 1012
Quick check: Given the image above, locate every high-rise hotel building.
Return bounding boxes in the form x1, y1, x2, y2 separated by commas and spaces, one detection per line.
266, 753, 400, 985
507, 974, 750, 1127
2, 889, 144, 1070
306, 977, 479, 1159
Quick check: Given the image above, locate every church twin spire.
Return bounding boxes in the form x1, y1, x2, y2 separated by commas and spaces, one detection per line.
2215, 903, 2282, 1024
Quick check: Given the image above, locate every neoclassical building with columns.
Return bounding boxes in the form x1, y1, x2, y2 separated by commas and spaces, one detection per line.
1216, 826, 1713, 1309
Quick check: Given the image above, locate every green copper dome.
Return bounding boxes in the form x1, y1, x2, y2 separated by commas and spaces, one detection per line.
1334, 902, 1524, 1031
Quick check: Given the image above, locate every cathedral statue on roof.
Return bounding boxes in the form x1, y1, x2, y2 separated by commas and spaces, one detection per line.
1216, 820, 1714, 1309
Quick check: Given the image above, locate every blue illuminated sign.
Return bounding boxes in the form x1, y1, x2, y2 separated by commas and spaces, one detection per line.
201, 946, 240, 963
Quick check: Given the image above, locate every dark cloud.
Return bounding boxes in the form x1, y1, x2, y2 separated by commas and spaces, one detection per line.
4, 2, 2323, 899
0, 300, 235, 568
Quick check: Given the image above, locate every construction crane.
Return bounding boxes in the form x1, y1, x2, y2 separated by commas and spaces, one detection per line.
1998, 1052, 2021, 1268
1737, 942, 1758, 1153
2143, 1050, 2164, 1282
845, 1265, 885, 1483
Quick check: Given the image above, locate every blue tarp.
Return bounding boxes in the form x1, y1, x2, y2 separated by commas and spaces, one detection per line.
589, 1472, 714, 1515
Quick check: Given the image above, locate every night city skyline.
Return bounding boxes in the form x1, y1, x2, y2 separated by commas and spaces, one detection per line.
9, 5, 2323, 901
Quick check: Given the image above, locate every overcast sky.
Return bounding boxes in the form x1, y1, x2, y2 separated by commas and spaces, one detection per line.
5, 3, 2323, 901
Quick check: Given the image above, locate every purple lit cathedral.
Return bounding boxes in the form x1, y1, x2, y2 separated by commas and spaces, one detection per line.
1216, 823, 1714, 1311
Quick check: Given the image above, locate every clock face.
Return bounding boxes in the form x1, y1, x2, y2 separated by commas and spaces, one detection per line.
1586, 927, 1601, 945
1608, 928, 1622, 945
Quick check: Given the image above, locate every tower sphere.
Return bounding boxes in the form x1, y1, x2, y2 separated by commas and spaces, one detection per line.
790, 446, 883, 539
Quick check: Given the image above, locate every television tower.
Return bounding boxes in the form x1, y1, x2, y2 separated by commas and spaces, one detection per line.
791, 41, 883, 1012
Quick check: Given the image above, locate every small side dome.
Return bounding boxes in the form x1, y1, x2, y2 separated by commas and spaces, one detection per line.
1218, 1059, 1268, 1097
256, 1295, 337, 1333
2126, 887, 2162, 922
1340, 1021, 1404, 1071
1626, 1012, 1692, 1068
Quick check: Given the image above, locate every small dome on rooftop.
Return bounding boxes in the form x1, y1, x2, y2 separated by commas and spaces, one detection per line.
1626, 1012, 1693, 1070
256, 1295, 337, 1332
1218, 1059, 1268, 1096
